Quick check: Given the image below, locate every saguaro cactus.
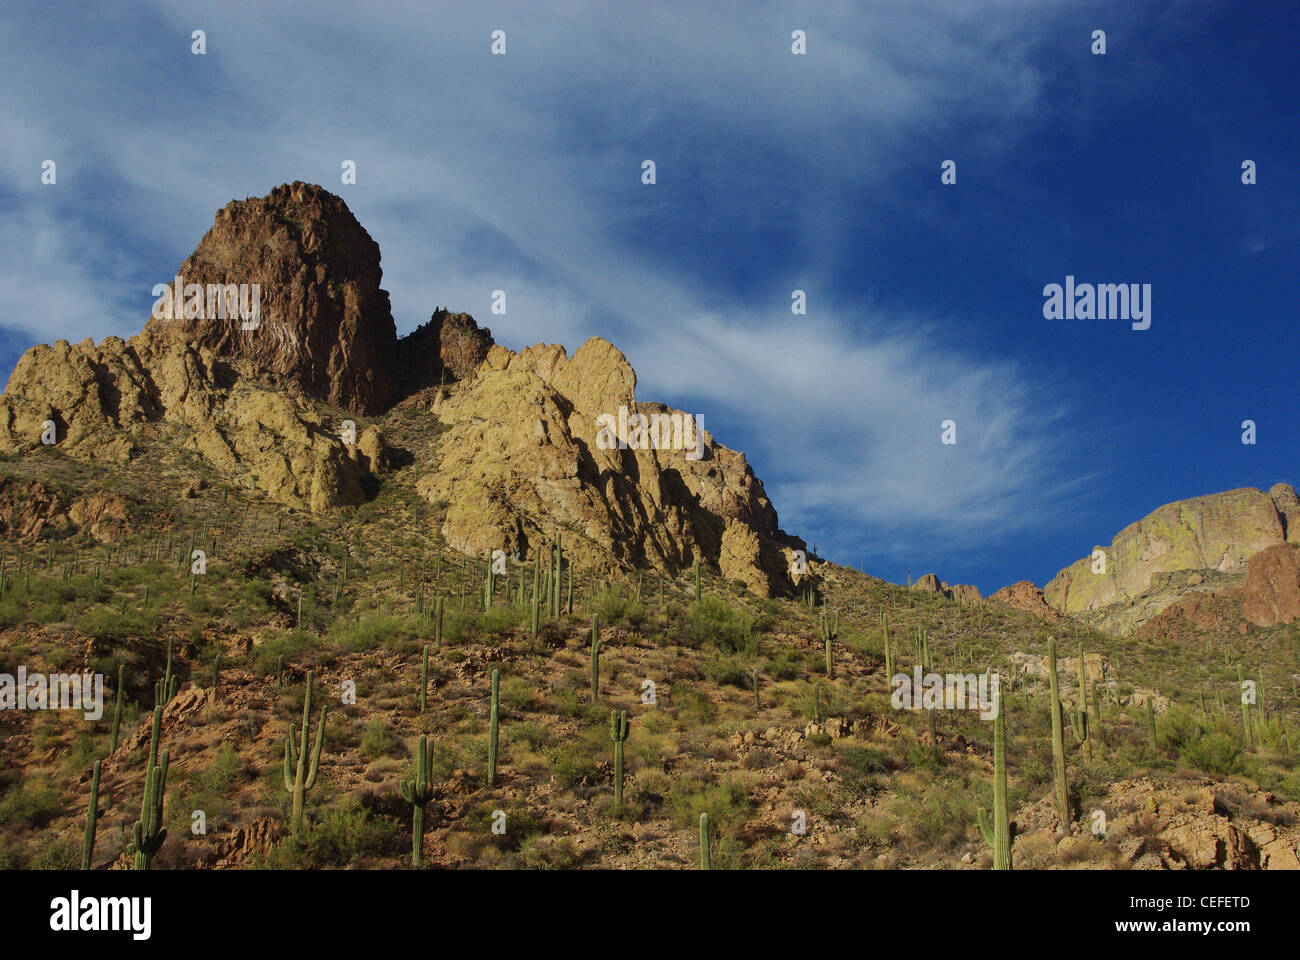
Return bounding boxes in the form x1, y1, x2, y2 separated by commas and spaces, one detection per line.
530, 547, 542, 643
399, 736, 436, 866
553, 534, 563, 618
283, 670, 327, 838
420, 644, 429, 713
484, 549, 495, 611
1071, 642, 1091, 762
976, 705, 1010, 870
488, 669, 500, 787
1146, 694, 1158, 751
435, 596, 444, 650
699, 812, 711, 870
590, 614, 601, 703
753, 667, 760, 708
881, 610, 893, 680
133, 705, 169, 870
155, 639, 177, 705
819, 607, 837, 679
1238, 664, 1253, 747
110, 664, 126, 753
693, 558, 701, 603
610, 709, 629, 810
1046, 637, 1070, 826
82, 759, 102, 870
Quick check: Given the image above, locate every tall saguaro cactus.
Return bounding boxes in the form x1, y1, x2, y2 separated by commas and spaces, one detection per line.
155, 638, 177, 705
610, 710, 629, 810
488, 669, 500, 787
419, 644, 429, 714
1071, 642, 1092, 763
1238, 664, 1253, 747
399, 736, 436, 866
881, 610, 893, 681
977, 704, 1011, 870
110, 663, 126, 753
283, 670, 327, 838
530, 547, 541, 646
590, 614, 601, 703
82, 759, 102, 870
1046, 637, 1070, 827
553, 534, 563, 618
133, 705, 169, 870
819, 607, 837, 679
693, 558, 701, 603
699, 812, 711, 870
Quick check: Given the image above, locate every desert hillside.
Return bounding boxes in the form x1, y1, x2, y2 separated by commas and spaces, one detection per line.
0, 185, 1297, 872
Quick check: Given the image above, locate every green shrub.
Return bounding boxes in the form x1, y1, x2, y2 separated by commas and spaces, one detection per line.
687, 595, 755, 653
1180, 733, 1245, 778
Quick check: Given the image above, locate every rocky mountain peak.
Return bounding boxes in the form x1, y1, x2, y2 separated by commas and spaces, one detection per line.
142, 181, 398, 414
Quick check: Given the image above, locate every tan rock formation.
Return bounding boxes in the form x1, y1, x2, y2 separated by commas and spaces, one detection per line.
415, 337, 796, 592
1044, 485, 1296, 630
910, 573, 980, 604
0, 183, 801, 590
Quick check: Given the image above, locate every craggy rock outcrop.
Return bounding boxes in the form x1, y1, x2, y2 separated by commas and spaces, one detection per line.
1136, 589, 1243, 644
1044, 485, 1297, 632
0, 183, 797, 567
946, 583, 982, 604
0, 337, 159, 463
1009, 778, 1300, 870
0, 185, 422, 511
393, 308, 494, 398
0, 477, 132, 543
0, 334, 380, 512
1242, 543, 1300, 628
989, 580, 1064, 622
912, 573, 943, 593
911, 573, 981, 604
415, 338, 799, 594
142, 181, 398, 415
1271, 482, 1300, 546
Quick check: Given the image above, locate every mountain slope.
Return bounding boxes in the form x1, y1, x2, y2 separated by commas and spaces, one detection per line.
1043, 484, 1300, 634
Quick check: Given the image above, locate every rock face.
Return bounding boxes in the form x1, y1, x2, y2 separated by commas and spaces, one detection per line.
989, 581, 1063, 622
414, 338, 799, 593
910, 573, 981, 604
1136, 589, 1242, 644
0, 478, 131, 543
393, 308, 494, 398
0, 184, 469, 512
142, 181, 398, 415
912, 573, 943, 593
0, 333, 380, 512
1242, 544, 1300, 628
1044, 485, 1298, 633
0, 182, 802, 589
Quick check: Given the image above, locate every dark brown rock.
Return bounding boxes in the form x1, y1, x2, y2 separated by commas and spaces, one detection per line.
142, 181, 398, 415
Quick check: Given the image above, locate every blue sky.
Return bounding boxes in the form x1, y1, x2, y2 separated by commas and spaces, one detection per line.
1, 1, 1296, 594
